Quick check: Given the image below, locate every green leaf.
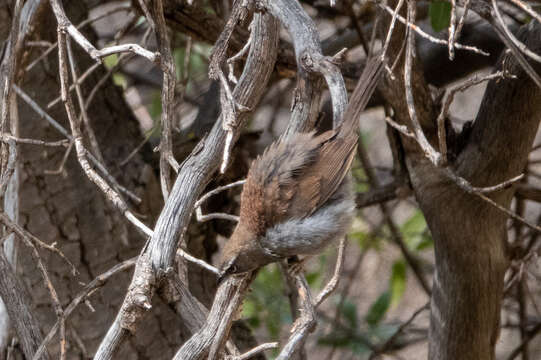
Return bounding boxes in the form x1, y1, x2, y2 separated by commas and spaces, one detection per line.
112, 73, 127, 89
401, 211, 431, 251
429, 1, 452, 32
103, 54, 118, 69
350, 341, 371, 355
341, 299, 358, 329
318, 333, 352, 348
149, 90, 163, 120
244, 265, 291, 340
415, 231, 434, 250
390, 260, 407, 308
365, 291, 391, 327
305, 271, 320, 287
350, 231, 369, 249
242, 300, 261, 328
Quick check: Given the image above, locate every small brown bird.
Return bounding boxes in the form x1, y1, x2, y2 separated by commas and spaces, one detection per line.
218, 57, 383, 279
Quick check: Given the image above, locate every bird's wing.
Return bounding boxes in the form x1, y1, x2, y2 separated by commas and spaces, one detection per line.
288, 132, 357, 218
239, 131, 326, 234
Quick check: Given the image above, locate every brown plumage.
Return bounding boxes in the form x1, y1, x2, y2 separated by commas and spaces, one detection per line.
218, 57, 383, 279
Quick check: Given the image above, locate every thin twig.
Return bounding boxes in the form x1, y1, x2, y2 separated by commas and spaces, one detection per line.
0, 214, 67, 360
225, 342, 279, 360
32, 258, 137, 360
1, 134, 69, 147
378, 2, 489, 56
0, 212, 77, 274
49, 0, 158, 64
369, 302, 429, 359
227, 23, 253, 84
313, 237, 346, 307
380, 0, 405, 63
194, 179, 245, 222
404, 0, 442, 166
448, 0, 457, 60
66, 38, 104, 163
487, 0, 541, 88
141, 0, 180, 200
44, 140, 73, 175
275, 273, 316, 360
12, 84, 141, 203
454, 0, 471, 49
492, 0, 541, 64
57, 27, 151, 239
25, 3, 133, 72
218, 69, 250, 173
436, 70, 511, 164
176, 248, 220, 275
509, 0, 541, 25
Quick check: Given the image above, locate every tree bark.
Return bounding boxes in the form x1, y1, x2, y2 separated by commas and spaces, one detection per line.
14, 2, 181, 358
378, 2, 541, 358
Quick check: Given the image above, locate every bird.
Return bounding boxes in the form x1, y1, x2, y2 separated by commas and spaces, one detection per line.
217, 57, 383, 280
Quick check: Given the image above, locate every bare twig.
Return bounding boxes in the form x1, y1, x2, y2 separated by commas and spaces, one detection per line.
25, 3, 132, 72
385, 115, 415, 139
194, 179, 245, 222
448, 0, 457, 60
218, 69, 250, 173
314, 237, 346, 307
225, 342, 279, 360
0, 212, 77, 273
509, 0, 541, 25
380, 0, 405, 63
44, 140, 73, 175
492, 0, 541, 64
275, 273, 316, 360
227, 23, 253, 84
436, 70, 512, 164
49, 0, 158, 64
1, 134, 68, 147
0, 0, 24, 134
0, 213, 67, 360
505, 323, 541, 360
485, 1, 541, 88
66, 39, 104, 163
56, 28, 151, 238
32, 258, 137, 360
176, 248, 220, 275
12, 84, 141, 203
140, 0, 180, 199
378, 2, 489, 56
454, 0, 471, 50
369, 302, 429, 359
404, 0, 441, 166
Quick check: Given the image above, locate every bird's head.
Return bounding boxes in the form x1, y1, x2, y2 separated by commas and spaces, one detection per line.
217, 224, 271, 283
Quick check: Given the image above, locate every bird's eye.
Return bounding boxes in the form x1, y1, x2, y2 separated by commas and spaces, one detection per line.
229, 264, 238, 273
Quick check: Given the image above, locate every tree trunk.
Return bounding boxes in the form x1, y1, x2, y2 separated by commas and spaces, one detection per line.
14, 2, 180, 358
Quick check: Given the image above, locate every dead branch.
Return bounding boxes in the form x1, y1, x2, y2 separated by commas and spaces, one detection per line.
92, 10, 279, 359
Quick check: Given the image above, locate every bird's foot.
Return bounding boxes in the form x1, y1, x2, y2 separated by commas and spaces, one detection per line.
287, 256, 311, 276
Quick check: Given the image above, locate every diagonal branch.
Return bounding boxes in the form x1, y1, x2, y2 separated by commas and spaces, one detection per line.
92, 10, 279, 360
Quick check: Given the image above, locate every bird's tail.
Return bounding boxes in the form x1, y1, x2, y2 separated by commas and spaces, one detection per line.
339, 56, 384, 137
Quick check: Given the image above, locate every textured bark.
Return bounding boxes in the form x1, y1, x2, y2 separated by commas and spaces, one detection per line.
419, 23, 541, 360
0, 249, 49, 360
14, 2, 181, 358
378, 2, 541, 358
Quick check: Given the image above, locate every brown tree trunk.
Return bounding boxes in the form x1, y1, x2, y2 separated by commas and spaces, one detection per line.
13, 2, 180, 358
378, 2, 541, 359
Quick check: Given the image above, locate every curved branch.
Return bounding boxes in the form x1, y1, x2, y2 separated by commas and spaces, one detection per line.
93, 10, 279, 360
